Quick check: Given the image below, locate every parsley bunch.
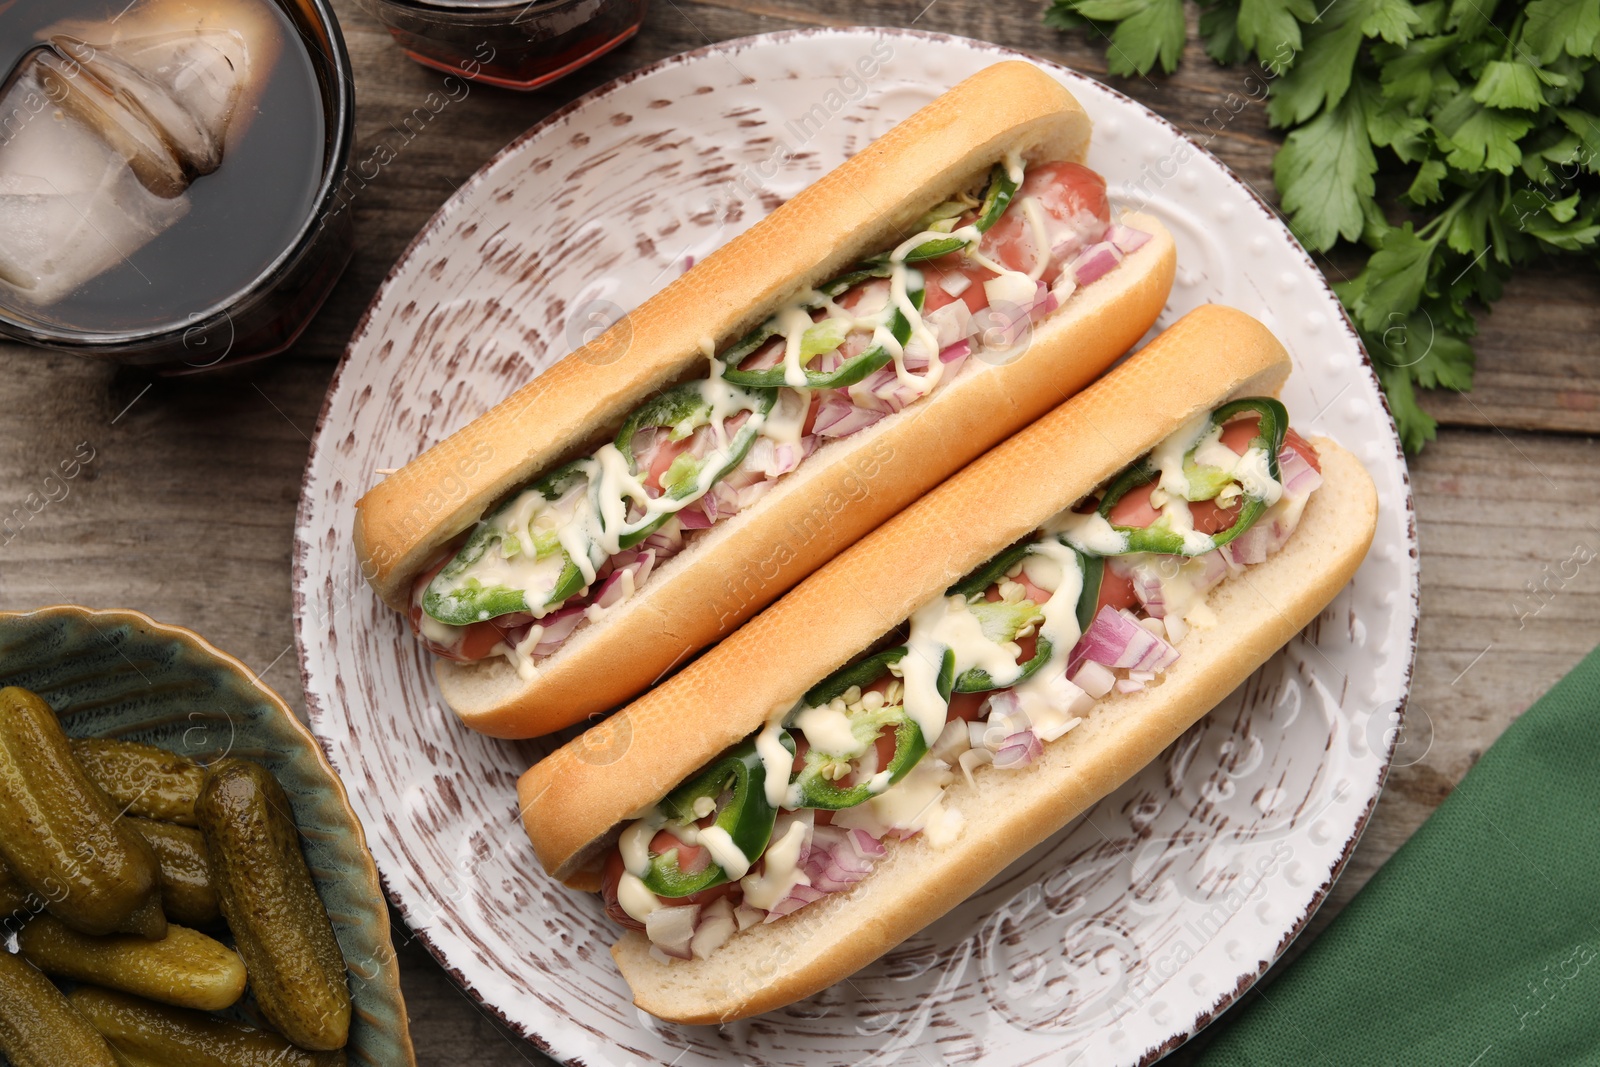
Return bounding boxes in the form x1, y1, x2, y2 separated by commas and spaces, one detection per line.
1045, 0, 1600, 451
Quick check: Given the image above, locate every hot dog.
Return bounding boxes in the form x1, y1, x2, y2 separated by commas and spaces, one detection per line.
353, 61, 1177, 737
516, 305, 1379, 1022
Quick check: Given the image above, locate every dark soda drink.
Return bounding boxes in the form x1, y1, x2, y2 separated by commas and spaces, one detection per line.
357, 0, 648, 91
0, 0, 353, 368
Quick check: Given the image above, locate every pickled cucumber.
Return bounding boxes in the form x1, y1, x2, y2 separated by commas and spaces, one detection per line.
0, 687, 164, 939
0, 859, 40, 921
18, 915, 246, 1012
71, 738, 206, 827
68, 986, 348, 1067
0, 948, 124, 1067
197, 759, 350, 1051
127, 818, 219, 928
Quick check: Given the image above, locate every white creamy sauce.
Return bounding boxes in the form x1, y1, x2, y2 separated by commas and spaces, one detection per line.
755, 707, 797, 809
792, 702, 865, 757
1151, 411, 1211, 501
775, 302, 822, 389
834, 757, 961, 846
1050, 509, 1130, 555
738, 817, 811, 910
1020, 196, 1052, 281
1027, 540, 1086, 661
618, 813, 664, 878
899, 596, 963, 744
696, 826, 752, 881
617, 872, 663, 923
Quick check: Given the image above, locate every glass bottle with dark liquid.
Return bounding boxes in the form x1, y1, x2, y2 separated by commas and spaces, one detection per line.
356, 0, 649, 91
0, 0, 353, 368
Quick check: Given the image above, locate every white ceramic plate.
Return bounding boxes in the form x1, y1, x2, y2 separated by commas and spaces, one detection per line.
293, 29, 1418, 1067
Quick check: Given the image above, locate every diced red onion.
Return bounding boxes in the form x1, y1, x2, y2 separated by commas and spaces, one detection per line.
741, 437, 804, 479
1071, 660, 1117, 698
1226, 524, 1271, 566
640, 523, 684, 560
628, 426, 664, 466
644, 905, 699, 959
1070, 242, 1123, 286
1131, 573, 1166, 618
675, 504, 713, 530
803, 825, 881, 892
1026, 287, 1060, 324
958, 746, 994, 789
1069, 605, 1181, 675
993, 730, 1042, 770
1108, 224, 1152, 255
924, 303, 977, 351
689, 897, 737, 959
1115, 678, 1146, 694
940, 338, 971, 363
848, 829, 886, 858
733, 903, 765, 931
1279, 446, 1324, 496
589, 550, 655, 611
813, 394, 888, 438
764, 883, 827, 921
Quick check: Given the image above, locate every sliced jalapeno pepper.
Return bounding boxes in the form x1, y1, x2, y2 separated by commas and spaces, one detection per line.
790, 647, 951, 809
1076, 552, 1106, 633
610, 382, 777, 548
641, 738, 783, 898
720, 163, 1017, 387
422, 460, 597, 625
1089, 398, 1290, 556
803, 647, 908, 708
719, 288, 926, 390
952, 598, 1052, 694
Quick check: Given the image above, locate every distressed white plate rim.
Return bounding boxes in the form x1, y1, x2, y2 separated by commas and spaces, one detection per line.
293, 28, 1419, 1067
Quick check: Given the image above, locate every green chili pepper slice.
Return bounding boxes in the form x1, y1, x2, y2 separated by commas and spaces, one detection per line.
952, 599, 1052, 694
789, 646, 953, 810
610, 382, 777, 549
1076, 552, 1106, 634
641, 738, 784, 898
1091, 398, 1290, 556
719, 288, 926, 390
718, 163, 1017, 387
421, 460, 596, 625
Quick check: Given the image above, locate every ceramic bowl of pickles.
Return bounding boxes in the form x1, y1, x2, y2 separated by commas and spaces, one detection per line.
0, 606, 415, 1067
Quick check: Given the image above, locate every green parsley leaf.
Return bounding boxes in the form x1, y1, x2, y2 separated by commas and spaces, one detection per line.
1433, 92, 1536, 173
1407, 157, 1450, 203
1472, 60, 1547, 110
1524, 0, 1600, 62
1274, 85, 1378, 250
1069, 0, 1188, 74
1267, 0, 1369, 126
1236, 0, 1317, 57
1361, 0, 1423, 45
1044, 0, 1600, 452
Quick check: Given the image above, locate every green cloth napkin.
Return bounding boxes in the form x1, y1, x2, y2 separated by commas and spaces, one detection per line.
1194, 643, 1600, 1067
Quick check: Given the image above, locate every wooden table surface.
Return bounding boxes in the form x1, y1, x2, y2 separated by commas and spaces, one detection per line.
2, 1, 1597, 1062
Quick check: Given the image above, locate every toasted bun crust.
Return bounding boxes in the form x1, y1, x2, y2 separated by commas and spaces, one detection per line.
518, 304, 1295, 881
354, 61, 1092, 611
442, 212, 1175, 737
610, 437, 1377, 1023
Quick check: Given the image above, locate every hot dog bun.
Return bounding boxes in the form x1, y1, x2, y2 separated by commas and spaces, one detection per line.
517, 305, 1378, 1022
351, 61, 1177, 737
521, 304, 1299, 878
612, 436, 1374, 1023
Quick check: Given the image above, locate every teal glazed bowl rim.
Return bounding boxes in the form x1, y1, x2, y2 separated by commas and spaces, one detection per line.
0, 605, 416, 1067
